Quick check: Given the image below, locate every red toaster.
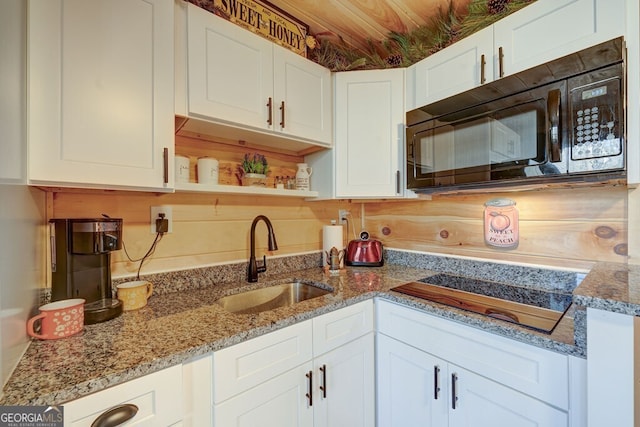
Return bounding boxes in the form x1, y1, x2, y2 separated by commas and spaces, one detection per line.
345, 231, 384, 267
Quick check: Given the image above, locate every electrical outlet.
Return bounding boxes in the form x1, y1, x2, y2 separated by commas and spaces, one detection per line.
150, 206, 173, 233
338, 209, 349, 224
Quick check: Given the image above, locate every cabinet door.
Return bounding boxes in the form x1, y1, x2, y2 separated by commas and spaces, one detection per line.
335, 69, 405, 198
213, 362, 314, 427
273, 45, 332, 146
314, 333, 375, 427
377, 299, 569, 410
187, 3, 273, 130
62, 365, 183, 427
28, 0, 173, 191
448, 366, 568, 427
377, 334, 448, 427
494, 0, 625, 78
414, 25, 494, 106
182, 355, 212, 427
212, 320, 313, 403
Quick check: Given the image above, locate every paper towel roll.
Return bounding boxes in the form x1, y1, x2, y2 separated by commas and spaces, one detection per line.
323, 225, 344, 268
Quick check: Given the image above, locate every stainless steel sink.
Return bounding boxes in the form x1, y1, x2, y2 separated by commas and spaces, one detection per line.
215, 282, 332, 314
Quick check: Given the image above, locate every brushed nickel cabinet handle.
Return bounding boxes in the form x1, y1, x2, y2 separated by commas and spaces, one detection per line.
280, 101, 285, 128
91, 404, 138, 427
499, 46, 504, 78
266, 97, 273, 125
434, 365, 441, 400
319, 364, 327, 398
480, 54, 486, 84
306, 370, 313, 406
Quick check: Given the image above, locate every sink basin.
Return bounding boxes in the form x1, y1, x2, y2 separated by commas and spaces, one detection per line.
216, 282, 332, 314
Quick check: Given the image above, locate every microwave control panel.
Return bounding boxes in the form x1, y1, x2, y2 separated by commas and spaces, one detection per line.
569, 77, 622, 161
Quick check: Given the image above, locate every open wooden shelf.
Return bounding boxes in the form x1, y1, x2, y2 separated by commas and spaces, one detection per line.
174, 182, 319, 198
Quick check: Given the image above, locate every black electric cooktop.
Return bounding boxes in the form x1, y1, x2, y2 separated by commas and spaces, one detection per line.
391, 273, 573, 334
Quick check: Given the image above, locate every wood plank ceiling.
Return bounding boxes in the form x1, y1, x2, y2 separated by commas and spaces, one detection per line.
268, 0, 472, 51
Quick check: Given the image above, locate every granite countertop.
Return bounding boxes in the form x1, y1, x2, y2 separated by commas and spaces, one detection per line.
1, 259, 584, 407
573, 262, 640, 315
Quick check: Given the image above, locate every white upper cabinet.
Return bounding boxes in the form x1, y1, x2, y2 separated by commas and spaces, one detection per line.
408, 0, 625, 108
273, 45, 333, 144
186, 3, 274, 129
412, 26, 494, 109
179, 2, 332, 153
494, 0, 625, 78
334, 69, 406, 198
27, 0, 174, 191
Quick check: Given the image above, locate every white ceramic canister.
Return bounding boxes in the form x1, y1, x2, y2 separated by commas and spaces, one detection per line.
295, 163, 312, 191
197, 157, 219, 184
175, 155, 190, 183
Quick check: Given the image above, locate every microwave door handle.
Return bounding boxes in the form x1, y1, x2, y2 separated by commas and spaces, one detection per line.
547, 89, 561, 162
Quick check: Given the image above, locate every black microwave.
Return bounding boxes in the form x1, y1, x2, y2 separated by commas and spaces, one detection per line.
406, 37, 626, 193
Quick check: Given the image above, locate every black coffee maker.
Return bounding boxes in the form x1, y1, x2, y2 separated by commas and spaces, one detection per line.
50, 218, 124, 324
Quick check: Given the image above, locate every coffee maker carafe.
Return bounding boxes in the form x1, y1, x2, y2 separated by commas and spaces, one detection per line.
50, 218, 123, 324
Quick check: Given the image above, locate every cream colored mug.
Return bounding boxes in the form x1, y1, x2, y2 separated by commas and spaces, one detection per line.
117, 281, 153, 311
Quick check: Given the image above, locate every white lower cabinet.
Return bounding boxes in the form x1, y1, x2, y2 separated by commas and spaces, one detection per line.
211, 300, 374, 427
377, 333, 448, 427
312, 334, 375, 427
214, 362, 314, 427
378, 334, 567, 427
62, 365, 183, 427
376, 299, 585, 427
182, 355, 212, 427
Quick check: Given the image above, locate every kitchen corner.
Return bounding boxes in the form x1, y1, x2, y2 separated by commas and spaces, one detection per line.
3, 0, 639, 425
1, 250, 591, 407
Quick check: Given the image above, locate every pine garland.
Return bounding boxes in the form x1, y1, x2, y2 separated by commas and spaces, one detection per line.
310, 0, 536, 71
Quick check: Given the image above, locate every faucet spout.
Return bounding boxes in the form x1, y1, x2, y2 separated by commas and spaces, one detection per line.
248, 215, 278, 282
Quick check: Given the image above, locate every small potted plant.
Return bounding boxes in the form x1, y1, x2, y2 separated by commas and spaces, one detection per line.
239, 153, 269, 186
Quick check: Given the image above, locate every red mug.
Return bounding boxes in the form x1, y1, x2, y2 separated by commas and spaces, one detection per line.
27, 299, 85, 340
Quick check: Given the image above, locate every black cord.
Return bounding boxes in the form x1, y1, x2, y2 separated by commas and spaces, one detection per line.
135, 232, 163, 280
121, 232, 164, 280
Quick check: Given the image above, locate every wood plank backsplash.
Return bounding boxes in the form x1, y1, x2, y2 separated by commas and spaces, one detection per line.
364, 186, 627, 271
48, 183, 626, 282
50, 190, 355, 279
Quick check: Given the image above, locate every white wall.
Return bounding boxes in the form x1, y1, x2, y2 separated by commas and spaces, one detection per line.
0, 0, 26, 183
0, 0, 46, 389
0, 186, 45, 387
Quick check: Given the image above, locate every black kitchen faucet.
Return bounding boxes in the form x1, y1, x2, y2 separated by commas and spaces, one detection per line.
247, 215, 278, 282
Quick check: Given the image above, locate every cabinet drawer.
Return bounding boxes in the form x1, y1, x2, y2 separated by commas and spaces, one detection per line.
313, 300, 374, 356
212, 320, 312, 403
62, 365, 182, 427
377, 299, 569, 409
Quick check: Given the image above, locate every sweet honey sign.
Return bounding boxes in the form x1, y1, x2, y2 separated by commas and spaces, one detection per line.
207, 0, 309, 57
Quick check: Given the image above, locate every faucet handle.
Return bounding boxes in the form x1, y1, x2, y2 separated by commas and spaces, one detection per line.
257, 255, 267, 274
